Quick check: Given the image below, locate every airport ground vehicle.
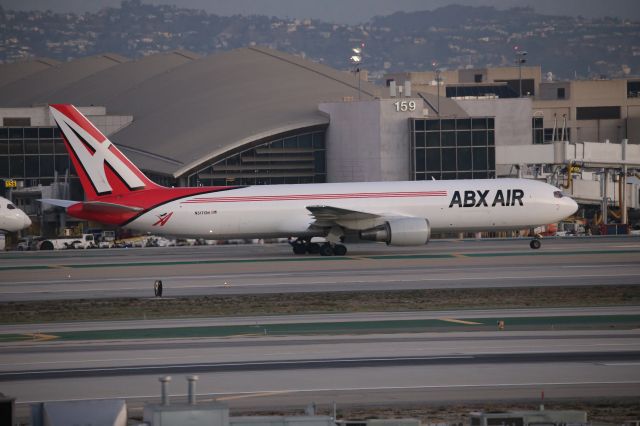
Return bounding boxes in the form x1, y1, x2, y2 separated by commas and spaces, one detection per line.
41, 104, 578, 256
89, 230, 116, 248
16, 235, 42, 251
38, 233, 96, 250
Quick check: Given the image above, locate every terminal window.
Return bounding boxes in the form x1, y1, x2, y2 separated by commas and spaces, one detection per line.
576, 106, 621, 120
412, 118, 495, 181
188, 129, 327, 186
0, 126, 72, 186
628, 81, 640, 98
495, 79, 535, 96
532, 117, 544, 144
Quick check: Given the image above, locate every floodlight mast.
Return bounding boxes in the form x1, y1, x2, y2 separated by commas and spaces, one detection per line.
350, 44, 364, 100
432, 61, 441, 116
514, 46, 528, 97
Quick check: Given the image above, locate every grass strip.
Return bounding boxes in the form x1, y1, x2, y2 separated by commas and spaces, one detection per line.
1, 285, 638, 324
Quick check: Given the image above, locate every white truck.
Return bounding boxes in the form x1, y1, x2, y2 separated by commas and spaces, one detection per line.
38, 234, 96, 250
96, 230, 116, 248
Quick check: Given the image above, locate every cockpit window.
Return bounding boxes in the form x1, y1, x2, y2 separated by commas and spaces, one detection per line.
553, 191, 564, 198
7, 204, 16, 209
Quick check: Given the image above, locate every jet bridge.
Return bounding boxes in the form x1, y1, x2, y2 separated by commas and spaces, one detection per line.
497, 139, 640, 227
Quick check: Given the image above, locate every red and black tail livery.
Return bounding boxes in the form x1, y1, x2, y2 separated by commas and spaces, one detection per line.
49, 104, 160, 201
46, 105, 241, 226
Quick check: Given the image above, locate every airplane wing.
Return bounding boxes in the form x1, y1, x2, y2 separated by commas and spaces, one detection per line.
306, 205, 381, 222
305, 205, 425, 246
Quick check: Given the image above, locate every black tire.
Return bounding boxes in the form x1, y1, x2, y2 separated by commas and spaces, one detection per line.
319, 244, 334, 256
40, 240, 54, 250
306, 242, 321, 254
530, 239, 541, 249
333, 244, 347, 256
292, 243, 307, 255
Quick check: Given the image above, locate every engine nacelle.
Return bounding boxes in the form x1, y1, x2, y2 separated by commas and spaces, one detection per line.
359, 218, 431, 246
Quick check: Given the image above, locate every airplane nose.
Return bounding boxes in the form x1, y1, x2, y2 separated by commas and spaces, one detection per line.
566, 197, 578, 216
24, 215, 32, 227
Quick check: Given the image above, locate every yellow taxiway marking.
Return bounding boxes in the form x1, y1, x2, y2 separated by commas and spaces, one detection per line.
217, 391, 291, 401
451, 253, 467, 258
439, 318, 482, 325
24, 333, 59, 341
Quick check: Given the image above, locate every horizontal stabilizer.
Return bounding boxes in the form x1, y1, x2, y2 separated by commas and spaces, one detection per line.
39, 199, 143, 214
81, 201, 144, 213
39, 198, 79, 208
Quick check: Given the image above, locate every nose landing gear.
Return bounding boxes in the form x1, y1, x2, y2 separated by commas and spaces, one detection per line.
529, 238, 541, 249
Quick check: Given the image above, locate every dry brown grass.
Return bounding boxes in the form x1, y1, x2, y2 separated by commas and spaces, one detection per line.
1, 285, 638, 324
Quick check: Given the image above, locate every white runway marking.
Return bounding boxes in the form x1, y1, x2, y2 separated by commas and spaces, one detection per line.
601, 362, 640, 366
15, 380, 640, 405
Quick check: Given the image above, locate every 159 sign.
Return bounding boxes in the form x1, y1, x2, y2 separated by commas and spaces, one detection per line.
393, 100, 416, 112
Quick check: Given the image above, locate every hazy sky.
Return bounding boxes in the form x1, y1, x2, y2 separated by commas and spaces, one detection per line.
3, 0, 639, 22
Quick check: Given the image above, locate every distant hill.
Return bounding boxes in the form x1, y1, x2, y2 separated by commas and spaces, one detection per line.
1, 1, 638, 81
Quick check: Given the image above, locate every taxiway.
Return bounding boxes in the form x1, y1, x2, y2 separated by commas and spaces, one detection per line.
1, 237, 639, 301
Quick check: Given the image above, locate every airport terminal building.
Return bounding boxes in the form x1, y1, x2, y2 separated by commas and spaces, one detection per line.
1, 47, 639, 237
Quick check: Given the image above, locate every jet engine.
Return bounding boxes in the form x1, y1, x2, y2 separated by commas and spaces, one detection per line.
359, 218, 430, 246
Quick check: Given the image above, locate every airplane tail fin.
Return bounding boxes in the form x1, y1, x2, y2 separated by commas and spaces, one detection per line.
49, 104, 160, 201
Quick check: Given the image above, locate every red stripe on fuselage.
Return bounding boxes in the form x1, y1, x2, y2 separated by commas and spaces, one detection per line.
181, 191, 448, 204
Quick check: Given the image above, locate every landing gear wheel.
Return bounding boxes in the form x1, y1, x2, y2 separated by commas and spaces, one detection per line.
319, 244, 334, 256
333, 244, 347, 256
530, 239, 541, 249
292, 243, 307, 255
306, 242, 321, 254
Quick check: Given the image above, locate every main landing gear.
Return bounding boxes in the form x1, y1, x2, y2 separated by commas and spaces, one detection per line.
289, 238, 347, 256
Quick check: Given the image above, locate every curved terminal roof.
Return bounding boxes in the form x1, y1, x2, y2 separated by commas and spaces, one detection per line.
1, 54, 128, 107
45, 50, 201, 107
0, 47, 381, 178
0, 58, 60, 89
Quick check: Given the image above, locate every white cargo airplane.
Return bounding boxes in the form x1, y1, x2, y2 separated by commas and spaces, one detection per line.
43, 104, 578, 255
0, 196, 31, 233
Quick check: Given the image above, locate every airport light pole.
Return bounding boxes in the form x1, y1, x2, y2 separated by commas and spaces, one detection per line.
350, 44, 364, 100
514, 46, 527, 97
432, 61, 441, 115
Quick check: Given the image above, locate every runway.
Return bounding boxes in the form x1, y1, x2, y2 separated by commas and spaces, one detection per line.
1, 237, 639, 301
2, 324, 639, 411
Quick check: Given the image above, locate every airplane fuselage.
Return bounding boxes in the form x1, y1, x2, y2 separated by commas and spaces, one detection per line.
127, 179, 576, 239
